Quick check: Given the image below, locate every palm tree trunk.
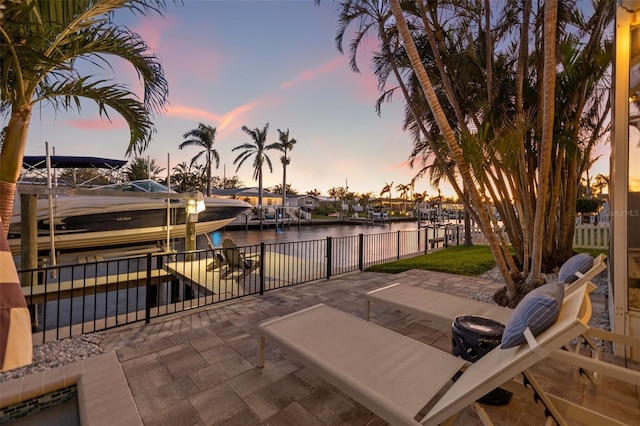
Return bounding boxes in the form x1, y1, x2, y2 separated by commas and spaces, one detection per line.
0, 106, 32, 236
483, 0, 494, 104
377, 20, 475, 225
282, 163, 287, 208
529, 0, 558, 281
463, 188, 472, 246
416, 2, 466, 126
258, 166, 264, 221
0, 181, 17, 236
514, 0, 532, 275
389, 0, 517, 297
206, 153, 212, 197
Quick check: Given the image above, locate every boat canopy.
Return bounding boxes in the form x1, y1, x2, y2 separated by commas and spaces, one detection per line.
22, 156, 127, 169
19, 155, 128, 187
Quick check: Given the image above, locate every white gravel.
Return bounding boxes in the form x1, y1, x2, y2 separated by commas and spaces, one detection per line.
0, 333, 104, 383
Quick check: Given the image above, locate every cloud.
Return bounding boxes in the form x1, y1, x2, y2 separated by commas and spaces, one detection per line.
165, 105, 221, 123
65, 117, 127, 130
126, 14, 226, 97
164, 97, 272, 141
348, 68, 380, 103
279, 56, 343, 89
327, 45, 387, 104
276, 52, 382, 107
383, 159, 411, 171
129, 14, 174, 52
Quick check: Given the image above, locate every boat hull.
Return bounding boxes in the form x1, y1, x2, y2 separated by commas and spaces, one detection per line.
9, 194, 251, 255
8, 218, 236, 255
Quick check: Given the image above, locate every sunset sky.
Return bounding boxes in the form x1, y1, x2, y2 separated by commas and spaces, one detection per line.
20, 0, 609, 198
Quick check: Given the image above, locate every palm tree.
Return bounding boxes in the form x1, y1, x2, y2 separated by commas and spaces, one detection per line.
274, 128, 297, 208
388, 0, 516, 295
179, 123, 220, 196
123, 157, 165, 181
332, 0, 470, 217
0, 127, 6, 151
269, 184, 297, 196
392, 1, 609, 293
359, 192, 373, 212
212, 175, 243, 190
328, 186, 348, 212
0, 0, 170, 235
232, 123, 278, 219
396, 183, 411, 213
396, 183, 410, 200
413, 191, 427, 204
380, 181, 393, 199
171, 162, 191, 192
380, 181, 393, 210
592, 174, 609, 195
171, 161, 203, 193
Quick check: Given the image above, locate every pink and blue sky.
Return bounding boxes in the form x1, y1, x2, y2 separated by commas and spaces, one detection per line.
21, 0, 609, 198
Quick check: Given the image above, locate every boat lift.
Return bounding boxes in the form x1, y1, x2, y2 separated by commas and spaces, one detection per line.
15, 153, 206, 271
17, 150, 127, 270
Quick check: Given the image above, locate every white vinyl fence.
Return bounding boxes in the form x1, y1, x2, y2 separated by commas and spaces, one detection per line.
573, 224, 609, 250
468, 224, 609, 250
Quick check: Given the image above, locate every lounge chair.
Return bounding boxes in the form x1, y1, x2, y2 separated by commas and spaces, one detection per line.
365, 253, 605, 326
205, 252, 226, 272
258, 282, 622, 425
204, 232, 216, 250
364, 253, 607, 324
364, 253, 640, 386
204, 233, 227, 272
219, 238, 259, 280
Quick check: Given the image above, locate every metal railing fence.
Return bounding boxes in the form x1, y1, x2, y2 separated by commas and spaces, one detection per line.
19, 225, 466, 344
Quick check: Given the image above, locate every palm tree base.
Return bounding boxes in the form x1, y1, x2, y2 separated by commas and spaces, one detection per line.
0, 181, 16, 236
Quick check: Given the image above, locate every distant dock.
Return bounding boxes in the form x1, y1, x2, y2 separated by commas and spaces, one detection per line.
223, 214, 415, 230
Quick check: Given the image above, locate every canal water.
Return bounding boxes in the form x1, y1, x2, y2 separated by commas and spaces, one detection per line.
202, 220, 430, 248
34, 220, 457, 332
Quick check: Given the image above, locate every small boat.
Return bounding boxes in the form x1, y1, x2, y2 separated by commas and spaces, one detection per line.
9, 179, 252, 255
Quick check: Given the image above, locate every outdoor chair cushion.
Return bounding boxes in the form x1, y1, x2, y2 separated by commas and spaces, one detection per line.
558, 253, 594, 283
501, 281, 565, 349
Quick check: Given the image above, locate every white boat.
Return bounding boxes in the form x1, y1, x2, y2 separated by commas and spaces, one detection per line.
8, 179, 252, 255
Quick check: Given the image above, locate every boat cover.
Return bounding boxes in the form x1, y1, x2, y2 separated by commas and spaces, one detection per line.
22, 156, 127, 169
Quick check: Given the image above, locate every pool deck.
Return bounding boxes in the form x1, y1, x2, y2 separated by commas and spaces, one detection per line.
7, 269, 640, 424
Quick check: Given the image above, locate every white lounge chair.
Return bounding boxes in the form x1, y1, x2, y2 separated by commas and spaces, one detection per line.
364, 253, 640, 387
257, 282, 623, 425
364, 253, 607, 324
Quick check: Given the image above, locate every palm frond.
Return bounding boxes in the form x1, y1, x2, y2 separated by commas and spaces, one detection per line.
36, 76, 153, 154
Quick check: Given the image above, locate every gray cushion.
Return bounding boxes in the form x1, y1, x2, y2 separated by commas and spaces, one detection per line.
500, 282, 565, 349
558, 253, 593, 283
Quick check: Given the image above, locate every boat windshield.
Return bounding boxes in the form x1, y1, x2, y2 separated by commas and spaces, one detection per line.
93, 180, 175, 193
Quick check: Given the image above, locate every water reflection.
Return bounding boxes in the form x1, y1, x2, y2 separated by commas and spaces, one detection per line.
203, 221, 426, 248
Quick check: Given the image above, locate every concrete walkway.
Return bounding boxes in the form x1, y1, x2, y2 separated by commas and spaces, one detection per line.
96, 269, 639, 425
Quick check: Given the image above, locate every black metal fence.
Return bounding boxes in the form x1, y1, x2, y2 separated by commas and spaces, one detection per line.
19, 225, 465, 344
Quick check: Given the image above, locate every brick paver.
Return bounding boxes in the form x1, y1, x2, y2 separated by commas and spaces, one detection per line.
96, 270, 639, 425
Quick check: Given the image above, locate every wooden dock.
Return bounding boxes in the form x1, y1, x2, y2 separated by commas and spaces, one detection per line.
22, 269, 174, 305
165, 251, 326, 298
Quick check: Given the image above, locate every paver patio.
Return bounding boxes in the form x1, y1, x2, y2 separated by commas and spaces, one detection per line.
7, 269, 640, 425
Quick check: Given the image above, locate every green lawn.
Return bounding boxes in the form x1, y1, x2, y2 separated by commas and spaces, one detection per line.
367, 245, 608, 277
367, 245, 497, 276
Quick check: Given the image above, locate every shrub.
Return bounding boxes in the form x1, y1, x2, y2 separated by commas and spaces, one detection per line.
576, 198, 601, 214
